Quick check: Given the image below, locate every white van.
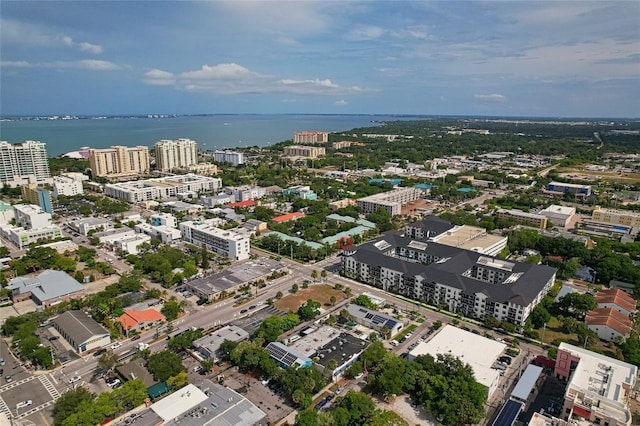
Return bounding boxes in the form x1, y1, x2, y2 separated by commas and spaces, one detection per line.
390, 340, 399, 347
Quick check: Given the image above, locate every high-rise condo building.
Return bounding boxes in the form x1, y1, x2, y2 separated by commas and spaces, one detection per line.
293, 131, 328, 144
154, 138, 198, 171
212, 150, 244, 166
89, 146, 150, 178
0, 141, 51, 187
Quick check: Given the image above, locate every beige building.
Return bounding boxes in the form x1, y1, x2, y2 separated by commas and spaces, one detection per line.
154, 138, 198, 171
497, 208, 548, 229
357, 187, 427, 216
283, 145, 325, 159
540, 205, 576, 227
89, 145, 150, 178
591, 206, 640, 228
293, 131, 328, 144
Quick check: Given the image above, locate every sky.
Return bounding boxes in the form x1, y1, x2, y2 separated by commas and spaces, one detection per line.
1, 1, 639, 118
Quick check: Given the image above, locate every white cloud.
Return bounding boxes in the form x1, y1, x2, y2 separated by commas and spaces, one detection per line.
144, 63, 375, 96
474, 93, 507, 102
1, 18, 103, 54
335, 99, 348, 106
348, 25, 387, 41
0, 59, 122, 71
144, 69, 176, 86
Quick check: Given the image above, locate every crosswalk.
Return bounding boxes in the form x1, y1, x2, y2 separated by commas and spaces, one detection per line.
0, 395, 10, 417
39, 374, 61, 399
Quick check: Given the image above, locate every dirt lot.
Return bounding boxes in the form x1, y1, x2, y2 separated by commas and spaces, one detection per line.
401, 198, 442, 217
274, 284, 347, 312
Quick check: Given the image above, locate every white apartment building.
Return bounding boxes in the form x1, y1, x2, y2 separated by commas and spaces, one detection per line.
70, 218, 113, 236
0, 224, 63, 249
89, 145, 150, 178
52, 175, 84, 197
93, 228, 136, 245
114, 234, 152, 255
293, 131, 328, 144
357, 187, 427, 216
135, 222, 181, 244
14, 204, 52, 230
104, 174, 222, 202
225, 185, 266, 202
149, 213, 177, 228
0, 140, 51, 187
212, 150, 245, 166
154, 138, 198, 171
180, 220, 250, 261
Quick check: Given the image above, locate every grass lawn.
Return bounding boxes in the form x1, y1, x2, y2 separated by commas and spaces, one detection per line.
274, 284, 347, 312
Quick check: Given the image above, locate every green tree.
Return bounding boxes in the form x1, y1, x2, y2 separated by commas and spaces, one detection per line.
529, 304, 551, 329
201, 243, 209, 269
53, 387, 95, 426
484, 316, 500, 329
291, 283, 299, 293
97, 350, 118, 373
148, 350, 185, 381
330, 295, 337, 306
297, 299, 321, 321
311, 269, 318, 282
161, 297, 183, 321
166, 371, 189, 389
321, 269, 327, 283
353, 294, 377, 310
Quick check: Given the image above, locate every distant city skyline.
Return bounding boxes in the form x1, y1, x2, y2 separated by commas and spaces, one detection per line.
1, 1, 639, 118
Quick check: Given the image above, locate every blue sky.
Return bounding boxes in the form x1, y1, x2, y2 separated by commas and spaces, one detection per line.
1, 1, 639, 117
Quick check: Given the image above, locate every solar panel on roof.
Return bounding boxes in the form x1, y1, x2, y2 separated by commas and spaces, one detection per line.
365, 313, 374, 320
385, 319, 398, 329
372, 315, 387, 325
491, 400, 523, 426
283, 353, 298, 366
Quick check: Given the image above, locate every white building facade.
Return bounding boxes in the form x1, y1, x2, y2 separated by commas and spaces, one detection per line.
0, 140, 51, 187
212, 150, 245, 166
180, 220, 250, 260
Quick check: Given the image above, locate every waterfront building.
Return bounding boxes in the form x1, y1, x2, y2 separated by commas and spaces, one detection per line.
154, 138, 198, 171
89, 145, 150, 178
293, 131, 328, 144
283, 145, 325, 159
0, 140, 51, 187
212, 150, 244, 166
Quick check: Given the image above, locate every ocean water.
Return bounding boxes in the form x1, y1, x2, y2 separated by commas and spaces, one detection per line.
0, 114, 421, 157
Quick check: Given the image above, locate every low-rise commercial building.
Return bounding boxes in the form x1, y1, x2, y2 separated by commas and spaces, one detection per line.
114, 233, 152, 255
70, 217, 113, 236
555, 343, 636, 426
53, 310, 111, 353
52, 174, 85, 197
346, 304, 403, 336
8, 269, 85, 307
545, 182, 592, 198
497, 208, 548, 229
195, 325, 249, 360
135, 222, 182, 243
408, 325, 506, 397
14, 203, 52, 230
0, 223, 62, 249
540, 205, 576, 228
266, 341, 312, 369
282, 185, 317, 200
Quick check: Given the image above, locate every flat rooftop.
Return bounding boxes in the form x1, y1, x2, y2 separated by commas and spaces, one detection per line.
433, 225, 506, 252
409, 325, 506, 392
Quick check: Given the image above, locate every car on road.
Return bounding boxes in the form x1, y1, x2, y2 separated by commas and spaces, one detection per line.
240, 309, 248, 314
0, 358, 4, 366
69, 376, 81, 383
5, 375, 12, 382
131, 335, 141, 341
16, 400, 32, 409
93, 348, 107, 357
249, 305, 257, 310
111, 342, 122, 350
335, 386, 344, 395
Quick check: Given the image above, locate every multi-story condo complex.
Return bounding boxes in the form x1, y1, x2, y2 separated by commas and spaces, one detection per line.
52, 174, 85, 197
0, 204, 62, 249
545, 181, 592, 198
180, 220, 250, 261
332, 141, 354, 149
212, 150, 244, 166
104, 174, 222, 203
293, 131, 328, 144
282, 145, 325, 159
282, 185, 317, 200
341, 232, 556, 325
154, 138, 198, 171
555, 343, 636, 426
21, 184, 53, 214
357, 187, 428, 216
225, 185, 266, 202
0, 140, 51, 187
497, 208, 548, 229
591, 206, 640, 228
89, 145, 150, 178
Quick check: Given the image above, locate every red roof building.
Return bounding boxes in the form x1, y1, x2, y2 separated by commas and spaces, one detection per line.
118, 309, 165, 333
596, 289, 637, 316
226, 199, 256, 209
272, 212, 305, 223
585, 307, 633, 341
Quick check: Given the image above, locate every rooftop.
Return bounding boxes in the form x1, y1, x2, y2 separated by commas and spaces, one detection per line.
8, 269, 84, 303
53, 310, 109, 343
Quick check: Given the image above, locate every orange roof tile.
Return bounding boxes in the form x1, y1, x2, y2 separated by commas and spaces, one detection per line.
117, 308, 165, 330
596, 289, 636, 313
586, 307, 633, 335
272, 212, 305, 223
227, 199, 256, 208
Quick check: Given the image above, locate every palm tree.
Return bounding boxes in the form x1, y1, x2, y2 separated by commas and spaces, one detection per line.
321, 270, 327, 283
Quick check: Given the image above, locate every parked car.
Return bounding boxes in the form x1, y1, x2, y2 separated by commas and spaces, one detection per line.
499, 356, 512, 365
5, 375, 12, 383
93, 348, 107, 357
0, 358, 4, 366
16, 400, 32, 409
131, 335, 141, 341
69, 376, 81, 384
106, 377, 121, 388
315, 399, 328, 410
111, 342, 122, 350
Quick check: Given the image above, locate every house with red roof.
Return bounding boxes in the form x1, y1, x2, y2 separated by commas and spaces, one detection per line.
586, 307, 633, 341
596, 288, 636, 316
118, 308, 165, 334
226, 199, 256, 209
272, 212, 305, 223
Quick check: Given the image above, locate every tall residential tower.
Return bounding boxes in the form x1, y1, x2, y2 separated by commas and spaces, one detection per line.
154, 138, 198, 172
0, 140, 51, 187
89, 146, 150, 178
